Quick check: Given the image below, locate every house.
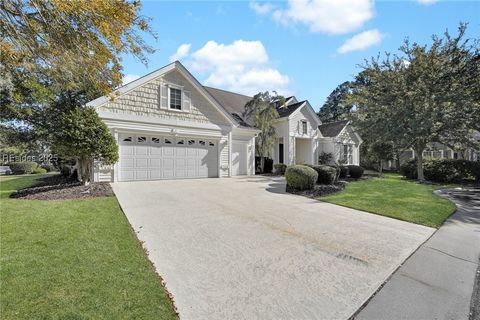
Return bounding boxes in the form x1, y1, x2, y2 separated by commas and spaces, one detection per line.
88, 61, 362, 182
383, 135, 480, 171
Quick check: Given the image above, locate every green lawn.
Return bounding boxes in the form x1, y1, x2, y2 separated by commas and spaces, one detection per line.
0, 175, 178, 319
319, 174, 456, 228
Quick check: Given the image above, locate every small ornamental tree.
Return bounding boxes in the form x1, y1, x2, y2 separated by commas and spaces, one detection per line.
52, 107, 118, 185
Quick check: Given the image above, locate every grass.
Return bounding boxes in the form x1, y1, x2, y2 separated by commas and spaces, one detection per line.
319, 173, 456, 228
0, 175, 178, 320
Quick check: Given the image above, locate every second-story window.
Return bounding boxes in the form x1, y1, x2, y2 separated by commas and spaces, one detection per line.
301, 121, 308, 134
169, 87, 182, 110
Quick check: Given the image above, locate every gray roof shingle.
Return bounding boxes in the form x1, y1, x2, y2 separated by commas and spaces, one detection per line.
318, 120, 349, 137
276, 101, 305, 118
204, 86, 307, 126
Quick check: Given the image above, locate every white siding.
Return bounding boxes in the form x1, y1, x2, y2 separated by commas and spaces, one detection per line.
219, 134, 230, 177
289, 107, 317, 138
98, 69, 230, 127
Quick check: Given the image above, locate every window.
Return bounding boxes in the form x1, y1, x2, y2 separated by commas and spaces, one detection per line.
164, 138, 172, 144
122, 136, 132, 142
151, 137, 160, 144
301, 121, 308, 135
342, 145, 353, 164
169, 87, 182, 110
177, 139, 185, 145
199, 140, 206, 146
188, 139, 195, 146
208, 141, 215, 147
137, 136, 146, 143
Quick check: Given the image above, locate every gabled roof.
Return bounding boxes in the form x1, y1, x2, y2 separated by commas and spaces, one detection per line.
86, 61, 238, 126
203, 86, 253, 127
276, 101, 306, 118
318, 120, 350, 137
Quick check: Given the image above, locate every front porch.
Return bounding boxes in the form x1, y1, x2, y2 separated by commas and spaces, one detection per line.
272, 137, 316, 165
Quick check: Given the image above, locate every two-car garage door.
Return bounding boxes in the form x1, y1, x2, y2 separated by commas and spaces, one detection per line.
119, 133, 218, 181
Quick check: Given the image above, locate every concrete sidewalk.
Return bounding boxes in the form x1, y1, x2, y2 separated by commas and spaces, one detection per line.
356, 188, 480, 320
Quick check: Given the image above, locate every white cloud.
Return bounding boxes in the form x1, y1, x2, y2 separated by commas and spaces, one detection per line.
337, 29, 384, 54
417, 0, 437, 5
249, 1, 274, 15
178, 40, 290, 96
122, 74, 140, 85
169, 43, 191, 62
267, 0, 374, 34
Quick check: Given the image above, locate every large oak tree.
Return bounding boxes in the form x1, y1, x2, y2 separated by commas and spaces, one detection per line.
352, 24, 479, 180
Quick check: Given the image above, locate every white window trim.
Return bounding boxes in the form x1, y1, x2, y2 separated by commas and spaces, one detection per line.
167, 85, 187, 113
341, 144, 353, 164
301, 120, 308, 135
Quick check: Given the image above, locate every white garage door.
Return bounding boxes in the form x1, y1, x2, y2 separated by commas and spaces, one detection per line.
119, 134, 218, 181
232, 141, 248, 176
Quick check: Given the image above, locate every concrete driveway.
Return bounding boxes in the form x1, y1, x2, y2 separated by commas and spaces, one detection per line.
112, 176, 434, 320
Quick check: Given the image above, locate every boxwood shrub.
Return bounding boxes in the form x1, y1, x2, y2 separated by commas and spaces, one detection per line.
339, 165, 349, 179
273, 163, 287, 175
285, 165, 318, 191
8, 161, 39, 174
347, 165, 364, 179
306, 164, 337, 184
400, 159, 417, 179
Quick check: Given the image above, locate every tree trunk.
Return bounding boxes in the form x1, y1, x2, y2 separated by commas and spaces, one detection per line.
379, 160, 383, 174
415, 146, 425, 181
260, 156, 265, 173
76, 155, 92, 186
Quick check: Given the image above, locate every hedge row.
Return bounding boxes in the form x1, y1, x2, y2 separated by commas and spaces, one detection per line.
284, 164, 365, 191
400, 159, 480, 183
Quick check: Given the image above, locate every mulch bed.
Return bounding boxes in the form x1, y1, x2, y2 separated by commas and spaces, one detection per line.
10, 174, 114, 200
287, 181, 347, 198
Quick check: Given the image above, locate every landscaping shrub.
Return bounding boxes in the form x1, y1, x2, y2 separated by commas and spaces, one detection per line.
400, 159, 480, 183
306, 164, 337, 184
8, 161, 39, 174
40, 164, 56, 172
273, 163, 287, 175
347, 165, 364, 179
32, 167, 47, 174
423, 159, 462, 183
339, 165, 349, 179
400, 159, 417, 179
60, 165, 72, 177
285, 165, 318, 191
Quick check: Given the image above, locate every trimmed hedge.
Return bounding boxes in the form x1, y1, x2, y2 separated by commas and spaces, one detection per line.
8, 161, 39, 174
60, 165, 72, 177
400, 159, 417, 179
339, 166, 349, 179
40, 164, 56, 172
32, 167, 47, 174
347, 165, 364, 179
306, 164, 337, 184
285, 165, 318, 191
400, 159, 480, 183
273, 163, 287, 175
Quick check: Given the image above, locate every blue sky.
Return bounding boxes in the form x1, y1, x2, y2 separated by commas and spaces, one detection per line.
121, 0, 480, 111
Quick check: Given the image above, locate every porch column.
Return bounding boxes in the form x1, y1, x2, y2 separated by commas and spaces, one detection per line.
311, 139, 315, 165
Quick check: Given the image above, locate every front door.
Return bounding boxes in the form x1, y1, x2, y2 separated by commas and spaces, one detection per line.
279, 143, 284, 164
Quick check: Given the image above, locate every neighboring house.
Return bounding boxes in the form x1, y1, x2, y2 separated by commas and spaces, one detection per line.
88, 61, 362, 182
383, 136, 480, 171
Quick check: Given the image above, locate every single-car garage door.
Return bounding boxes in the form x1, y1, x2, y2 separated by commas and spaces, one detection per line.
119, 133, 218, 181
232, 141, 248, 176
